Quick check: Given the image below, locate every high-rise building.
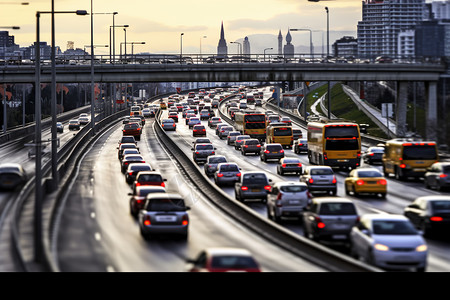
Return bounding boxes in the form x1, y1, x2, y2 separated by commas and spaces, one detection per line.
332, 36, 358, 58
243, 36, 250, 56
278, 30, 283, 55
217, 21, 228, 57
357, 0, 426, 59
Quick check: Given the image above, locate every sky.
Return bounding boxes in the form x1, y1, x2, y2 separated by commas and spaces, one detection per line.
0, 0, 402, 55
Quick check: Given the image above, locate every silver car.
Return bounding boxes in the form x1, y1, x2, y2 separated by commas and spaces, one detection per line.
300, 166, 337, 195
234, 135, 251, 150
226, 131, 241, 145
138, 193, 190, 240
303, 197, 359, 243
350, 214, 428, 272
204, 155, 228, 176
266, 182, 311, 223
214, 162, 241, 186
218, 125, 234, 139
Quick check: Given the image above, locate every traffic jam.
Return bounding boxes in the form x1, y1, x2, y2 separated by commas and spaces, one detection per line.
115, 86, 450, 272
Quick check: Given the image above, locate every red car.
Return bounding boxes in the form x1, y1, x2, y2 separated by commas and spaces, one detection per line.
193, 124, 206, 137
168, 112, 179, 122
122, 122, 142, 141
186, 248, 261, 272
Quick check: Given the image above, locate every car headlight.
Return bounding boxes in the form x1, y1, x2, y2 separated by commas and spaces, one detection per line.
374, 243, 389, 251
416, 244, 428, 252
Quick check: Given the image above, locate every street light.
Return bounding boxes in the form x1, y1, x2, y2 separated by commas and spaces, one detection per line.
84, 44, 108, 58
92, 12, 117, 62
200, 35, 207, 57
230, 41, 242, 55
264, 47, 273, 62
180, 33, 184, 64
290, 28, 314, 58
120, 42, 145, 62
110, 24, 128, 63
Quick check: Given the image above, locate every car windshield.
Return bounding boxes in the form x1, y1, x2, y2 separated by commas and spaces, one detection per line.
211, 256, 259, 269
209, 157, 227, 163
124, 123, 139, 129
145, 198, 186, 211
195, 139, 210, 144
138, 174, 163, 182
130, 165, 152, 171
357, 170, 383, 177
372, 220, 418, 235
280, 185, 307, 193
283, 159, 300, 164
273, 127, 292, 136
242, 173, 267, 184
124, 155, 143, 161
219, 164, 239, 172
430, 201, 450, 211
319, 203, 357, 215
121, 137, 135, 143
310, 168, 333, 175
369, 147, 384, 153
245, 140, 260, 145
196, 144, 214, 150
266, 145, 282, 151
138, 188, 165, 196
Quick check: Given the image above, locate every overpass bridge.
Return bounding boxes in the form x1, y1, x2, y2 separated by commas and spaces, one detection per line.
0, 59, 448, 140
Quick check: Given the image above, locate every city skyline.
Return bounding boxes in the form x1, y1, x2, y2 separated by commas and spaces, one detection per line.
2, 0, 366, 55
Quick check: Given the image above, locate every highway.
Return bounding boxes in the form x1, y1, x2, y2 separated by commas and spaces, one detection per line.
48, 87, 450, 272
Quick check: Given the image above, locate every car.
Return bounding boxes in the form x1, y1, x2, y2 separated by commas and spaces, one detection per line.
254, 99, 262, 106
204, 155, 228, 176
234, 135, 251, 150
161, 118, 176, 131
56, 122, 64, 133
266, 182, 311, 223
229, 107, 240, 120
185, 113, 197, 124
215, 123, 229, 136
277, 157, 303, 175
79, 113, 88, 118
138, 193, 190, 240
168, 112, 179, 123
294, 138, 308, 154
117, 143, 139, 160
122, 116, 130, 124
240, 138, 261, 156
218, 125, 234, 139
226, 131, 241, 145
349, 214, 428, 272
142, 108, 151, 118
192, 124, 206, 137
260, 143, 284, 162
344, 168, 387, 198
135, 115, 146, 126
78, 116, 89, 125
404, 195, 450, 237
266, 114, 280, 124
200, 109, 211, 120
192, 137, 211, 149
300, 166, 337, 195
121, 154, 146, 173
188, 117, 201, 129
121, 148, 140, 158
0, 163, 27, 190
68, 119, 80, 130
362, 146, 385, 164
122, 122, 142, 140
125, 163, 153, 184
128, 186, 166, 217
292, 128, 303, 140
280, 116, 292, 126
234, 171, 272, 203
423, 162, 450, 191
214, 162, 241, 186
185, 247, 261, 272
192, 143, 216, 164
129, 117, 143, 127
208, 117, 222, 128
303, 197, 359, 243
132, 171, 167, 191
118, 135, 137, 146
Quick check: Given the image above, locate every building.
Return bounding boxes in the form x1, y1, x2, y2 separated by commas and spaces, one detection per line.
243, 36, 250, 56
217, 21, 228, 57
397, 30, 415, 58
283, 29, 294, 58
415, 19, 447, 58
0, 31, 18, 59
278, 30, 283, 55
332, 36, 358, 58
357, 0, 426, 59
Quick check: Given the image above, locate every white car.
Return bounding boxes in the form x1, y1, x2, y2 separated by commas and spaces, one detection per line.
350, 214, 428, 272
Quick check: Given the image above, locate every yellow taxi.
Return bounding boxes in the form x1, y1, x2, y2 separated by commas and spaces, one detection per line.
344, 167, 387, 198
160, 100, 167, 110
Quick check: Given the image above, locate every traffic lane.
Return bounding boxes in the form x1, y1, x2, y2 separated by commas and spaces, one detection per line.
59, 118, 326, 272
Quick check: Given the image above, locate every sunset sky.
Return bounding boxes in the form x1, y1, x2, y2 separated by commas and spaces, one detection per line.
0, 0, 427, 55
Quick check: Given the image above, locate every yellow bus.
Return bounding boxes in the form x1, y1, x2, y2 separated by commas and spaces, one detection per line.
234, 112, 266, 140
382, 139, 438, 180
307, 120, 361, 169
266, 122, 293, 148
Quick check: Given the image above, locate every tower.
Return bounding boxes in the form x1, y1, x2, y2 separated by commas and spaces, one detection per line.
278, 30, 283, 55
243, 36, 250, 56
283, 28, 294, 58
217, 21, 228, 57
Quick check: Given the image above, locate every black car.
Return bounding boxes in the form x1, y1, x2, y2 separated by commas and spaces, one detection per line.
362, 146, 385, 164
128, 186, 167, 217
125, 163, 153, 184
240, 139, 261, 156
277, 157, 303, 175
260, 143, 284, 162
204, 155, 228, 176
121, 154, 146, 173
424, 162, 450, 191
294, 138, 308, 154
192, 143, 216, 164
404, 195, 450, 237
0, 163, 27, 190
234, 171, 272, 203
117, 143, 139, 160
56, 122, 64, 133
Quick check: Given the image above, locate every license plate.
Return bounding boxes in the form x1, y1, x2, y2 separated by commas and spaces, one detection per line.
155, 215, 176, 222
331, 223, 349, 230
252, 189, 261, 192
332, 235, 347, 240
367, 181, 377, 184
289, 200, 300, 204
414, 168, 426, 172
273, 152, 278, 153
338, 159, 349, 162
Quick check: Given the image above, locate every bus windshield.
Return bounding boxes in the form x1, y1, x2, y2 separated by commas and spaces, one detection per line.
403, 145, 437, 160
326, 139, 359, 150
324, 126, 359, 138
274, 127, 292, 136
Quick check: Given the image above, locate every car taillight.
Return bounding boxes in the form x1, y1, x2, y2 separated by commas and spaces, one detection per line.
264, 150, 270, 153
195, 152, 200, 154
264, 185, 271, 191
298, 163, 302, 167
309, 178, 314, 184
299, 143, 303, 146
135, 182, 141, 187
143, 216, 151, 226
440, 174, 448, 178
357, 151, 361, 158
161, 182, 165, 187
323, 152, 327, 160
356, 179, 364, 185
399, 164, 406, 168
316, 217, 325, 229
282, 164, 287, 168
369, 153, 374, 156
378, 179, 387, 185
241, 186, 248, 191
257, 144, 261, 147
182, 215, 189, 226
217, 173, 224, 177
236, 173, 241, 177
430, 216, 443, 222
280, 149, 284, 153
173, 124, 176, 127
332, 176, 337, 184
128, 172, 133, 176
211, 151, 215, 154
244, 145, 248, 148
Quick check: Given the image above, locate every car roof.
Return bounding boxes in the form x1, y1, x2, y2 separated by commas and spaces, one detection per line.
204, 247, 253, 257
306, 165, 332, 170
312, 197, 354, 204
361, 214, 408, 222
0, 163, 23, 171
273, 181, 307, 187
414, 195, 450, 202
145, 192, 184, 200
136, 186, 166, 192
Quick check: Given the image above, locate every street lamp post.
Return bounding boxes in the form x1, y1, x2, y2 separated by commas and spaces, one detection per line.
325, 6, 331, 119
180, 33, 184, 64
200, 35, 207, 59
264, 47, 273, 62
230, 41, 242, 55
290, 28, 314, 59
123, 27, 127, 61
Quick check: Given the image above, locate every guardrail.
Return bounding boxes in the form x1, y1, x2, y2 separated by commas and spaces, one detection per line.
155, 106, 380, 272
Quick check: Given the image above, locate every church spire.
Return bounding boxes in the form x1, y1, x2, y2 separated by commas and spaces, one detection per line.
217, 21, 228, 57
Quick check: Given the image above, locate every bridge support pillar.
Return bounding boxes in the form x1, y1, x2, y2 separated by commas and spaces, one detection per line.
425, 81, 438, 141
395, 81, 408, 137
